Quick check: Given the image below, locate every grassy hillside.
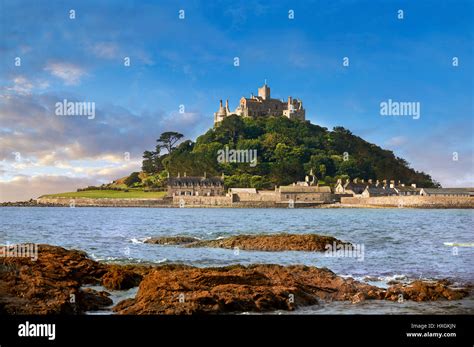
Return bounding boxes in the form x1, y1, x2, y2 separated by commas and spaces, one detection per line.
41, 189, 167, 199
140, 115, 439, 189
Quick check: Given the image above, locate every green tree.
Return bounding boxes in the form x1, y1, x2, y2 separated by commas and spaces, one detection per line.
157, 131, 184, 154
124, 172, 141, 187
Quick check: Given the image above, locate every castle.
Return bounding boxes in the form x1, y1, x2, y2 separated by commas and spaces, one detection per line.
214, 82, 306, 125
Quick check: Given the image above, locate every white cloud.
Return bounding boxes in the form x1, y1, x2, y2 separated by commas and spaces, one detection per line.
44, 62, 87, 85
0, 175, 100, 202
90, 42, 119, 59
4, 76, 49, 95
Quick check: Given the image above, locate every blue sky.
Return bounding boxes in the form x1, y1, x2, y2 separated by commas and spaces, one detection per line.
0, 0, 473, 201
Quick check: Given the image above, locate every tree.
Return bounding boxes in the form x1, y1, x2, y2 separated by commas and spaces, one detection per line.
219, 115, 245, 144
157, 132, 184, 154
142, 150, 157, 174
124, 172, 141, 187
137, 117, 437, 188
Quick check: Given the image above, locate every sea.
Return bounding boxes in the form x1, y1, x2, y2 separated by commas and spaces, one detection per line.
1, 207, 473, 314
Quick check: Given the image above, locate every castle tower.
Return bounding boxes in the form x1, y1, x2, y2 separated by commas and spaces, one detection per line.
217, 99, 227, 117
258, 82, 270, 100
287, 96, 294, 112
214, 99, 228, 125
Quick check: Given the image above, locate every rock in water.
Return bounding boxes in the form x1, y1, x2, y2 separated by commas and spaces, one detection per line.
144, 236, 200, 245
185, 233, 352, 252
113, 264, 384, 314
0, 244, 108, 314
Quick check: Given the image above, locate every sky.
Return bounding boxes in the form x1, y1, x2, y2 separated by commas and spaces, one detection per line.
0, 0, 473, 201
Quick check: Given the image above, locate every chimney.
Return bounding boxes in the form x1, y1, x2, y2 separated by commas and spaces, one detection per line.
368, 179, 373, 185
184, 172, 186, 177
288, 96, 292, 107
411, 183, 417, 189
376, 179, 380, 186
353, 178, 358, 184
225, 99, 229, 110
383, 179, 387, 185
390, 183, 394, 189
337, 178, 342, 184
178, 172, 181, 178
219, 100, 223, 108
203, 172, 207, 178
361, 179, 365, 183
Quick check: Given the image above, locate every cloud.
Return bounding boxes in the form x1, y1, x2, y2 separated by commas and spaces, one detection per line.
0, 92, 156, 162
90, 42, 119, 59
0, 175, 100, 202
44, 62, 87, 85
386, 136, 407, 147
0, 84, 210, 201
3, 76, 49, 95
387, 124, 474, 187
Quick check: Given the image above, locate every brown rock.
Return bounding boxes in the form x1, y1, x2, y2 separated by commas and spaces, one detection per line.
1, 244, 470, 316
385, 280, 469, 302
0, 244, 108, 314
113, 264, 383, 314
77, 288, 113, 311
351, 292, 366, 303
102, 266, 144, 290
185, 233, 351, 252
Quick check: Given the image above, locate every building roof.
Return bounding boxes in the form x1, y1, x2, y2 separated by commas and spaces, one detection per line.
421, 188, 473, 195
394, 186, 418, 192
364, 187, 393, 196
344, 182, 370, 194
384, 187, 398, 195
168, 177, 223, 186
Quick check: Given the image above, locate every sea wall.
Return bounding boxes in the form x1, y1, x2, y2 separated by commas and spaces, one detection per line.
36, 197, 171, 207
340, 196, 474, 208
172, 195, 233, 207
232, 190, 278, 202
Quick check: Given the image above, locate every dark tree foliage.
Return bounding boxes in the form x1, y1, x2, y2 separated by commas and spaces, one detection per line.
124, 172, 141, 187
141, 119, 438, 188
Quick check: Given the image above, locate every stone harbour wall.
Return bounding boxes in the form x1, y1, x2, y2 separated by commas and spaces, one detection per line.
172, 195, 233, 207
340, 196, 474, 208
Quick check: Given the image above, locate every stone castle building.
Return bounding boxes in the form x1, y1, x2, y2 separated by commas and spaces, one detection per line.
214, 82, 306, 125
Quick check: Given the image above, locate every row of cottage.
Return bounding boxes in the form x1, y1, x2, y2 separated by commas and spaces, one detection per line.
333, 178, 474, 197
166, 174, 473, 205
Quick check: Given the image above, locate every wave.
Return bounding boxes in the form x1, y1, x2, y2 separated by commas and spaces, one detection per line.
130, 237, 150, 244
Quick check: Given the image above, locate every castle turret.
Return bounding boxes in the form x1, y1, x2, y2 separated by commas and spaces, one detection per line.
214, 99, 228, 125
218, 99, 225, 114
287, 96, 294, 112
258, 82, 270, 100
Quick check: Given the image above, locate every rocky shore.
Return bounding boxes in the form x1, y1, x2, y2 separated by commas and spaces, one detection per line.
0, 199, 54, 207
0, 244, 470, 315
